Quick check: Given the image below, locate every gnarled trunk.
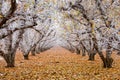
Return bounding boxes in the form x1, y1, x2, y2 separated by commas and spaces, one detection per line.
103, 50, 113, 68
103, 57, 113, 68
97, 50, 113, 68
3, 53, 15, 67
88, 52, 96, 61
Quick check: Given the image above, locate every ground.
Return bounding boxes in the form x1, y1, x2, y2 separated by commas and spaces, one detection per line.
0, 47, 120, 80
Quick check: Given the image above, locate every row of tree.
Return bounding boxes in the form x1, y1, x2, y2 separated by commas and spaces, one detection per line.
0, 0, 56, 67
58, 0, 120, 68
0, 0, 120, 68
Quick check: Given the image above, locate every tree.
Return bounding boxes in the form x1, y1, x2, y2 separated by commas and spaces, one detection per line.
0, 0, 120, 68
0, 0, 57, 67
0, 0, 39, 67
60, 0, 120, 68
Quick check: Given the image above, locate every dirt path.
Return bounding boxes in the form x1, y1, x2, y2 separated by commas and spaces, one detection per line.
0, 47, 120, 80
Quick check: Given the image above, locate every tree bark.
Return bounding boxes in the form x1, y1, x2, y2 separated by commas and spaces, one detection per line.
88, 52, 96, 61
82, 48, 86, 56
0, 0, 17, 28
76, 48, 80, 55
97, 50, 113, 68
103, 50, 113, 68
103, 57, 113, 68
31, 47, 36, 56
24, 54, 29, 60
3, 53, 15, 67
117, 52, 120, 55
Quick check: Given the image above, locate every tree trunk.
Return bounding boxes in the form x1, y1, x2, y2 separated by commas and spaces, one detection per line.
88, 52, 96, 61
24, 54, 29, 60
3, 30, 15, 67
117, 51, 120, 55
76, 48, 80, 55
97, 51, 113, 68
82, 49, 86, 56
3, 53, 15, 67
36, 51, 40, 54
70, 49, 74, 53
97, 51, 106, 67
31, 47, 36, 56
76, 50, 80, 54
103, 57, 113, 68
103, 50, 113, 68
31, 51, 36, 56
